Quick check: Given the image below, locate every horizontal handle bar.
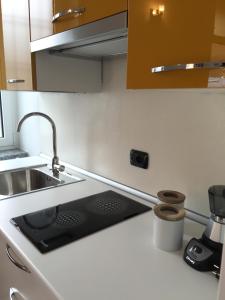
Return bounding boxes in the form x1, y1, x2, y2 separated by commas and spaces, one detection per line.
52, 7, 85, 22
151, 61, 225, 73
7, 79, 25, 83
6, 244, 31, 273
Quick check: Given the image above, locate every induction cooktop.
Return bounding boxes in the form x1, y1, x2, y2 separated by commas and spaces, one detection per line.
11, 190, 151, 253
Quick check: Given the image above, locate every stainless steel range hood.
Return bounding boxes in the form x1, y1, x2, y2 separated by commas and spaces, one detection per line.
31, 12, 128, 58
31, 12, 127, 93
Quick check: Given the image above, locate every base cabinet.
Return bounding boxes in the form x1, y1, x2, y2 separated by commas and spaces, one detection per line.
0, 233, 59, 300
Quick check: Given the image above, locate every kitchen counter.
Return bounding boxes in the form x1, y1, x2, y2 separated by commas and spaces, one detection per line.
0, 158, 218, 300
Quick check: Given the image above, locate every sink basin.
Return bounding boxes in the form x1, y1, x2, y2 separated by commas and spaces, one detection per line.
0, 167, 83, 199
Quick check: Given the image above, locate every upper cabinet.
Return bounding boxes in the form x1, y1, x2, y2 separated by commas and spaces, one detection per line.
53, 0, 128, 34
1, 0, 33, 90
127, 0, 225, 89
0, 0, 101, 92
1, 0, 225, 91
29, 0, 53, 41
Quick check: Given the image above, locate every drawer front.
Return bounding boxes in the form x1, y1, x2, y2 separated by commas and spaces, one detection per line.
53, 0, 127, 33
0, 240, 59, 300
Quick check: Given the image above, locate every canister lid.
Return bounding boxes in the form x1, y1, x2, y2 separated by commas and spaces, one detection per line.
157, 190, 185, 204
154, 204, 185, 221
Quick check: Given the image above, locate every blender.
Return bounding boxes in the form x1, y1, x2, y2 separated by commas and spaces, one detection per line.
184, 185, 225, 277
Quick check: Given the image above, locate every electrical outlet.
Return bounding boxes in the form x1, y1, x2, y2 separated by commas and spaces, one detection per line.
130, 149, 149, 169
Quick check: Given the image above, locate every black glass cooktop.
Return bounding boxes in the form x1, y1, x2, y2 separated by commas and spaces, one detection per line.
11, 190, 151, 253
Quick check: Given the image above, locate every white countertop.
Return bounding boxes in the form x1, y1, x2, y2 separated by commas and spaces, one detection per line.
0, 157, 218, 300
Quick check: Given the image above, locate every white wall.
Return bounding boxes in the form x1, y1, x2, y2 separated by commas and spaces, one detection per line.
17, 56, 225, 216
0, 91, 18, 149
16, 92, 40, 156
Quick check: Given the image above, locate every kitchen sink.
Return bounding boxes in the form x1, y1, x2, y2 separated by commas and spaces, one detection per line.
0, 167, 84, 200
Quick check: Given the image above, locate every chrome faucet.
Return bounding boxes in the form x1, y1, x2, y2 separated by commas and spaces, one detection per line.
17, 112, 65, 177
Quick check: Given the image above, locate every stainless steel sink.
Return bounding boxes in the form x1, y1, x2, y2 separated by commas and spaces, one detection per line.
0, 167, 83, 200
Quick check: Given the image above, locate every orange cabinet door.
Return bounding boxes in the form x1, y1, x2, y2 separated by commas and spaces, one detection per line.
1, 0, 33, 90
29, 0, 53, 41
53, 0, 127, 34
127, 0, 225, 89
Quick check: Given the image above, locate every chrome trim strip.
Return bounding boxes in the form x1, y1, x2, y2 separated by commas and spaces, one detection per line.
151, 61, 225, 73
31, 12, 128, 53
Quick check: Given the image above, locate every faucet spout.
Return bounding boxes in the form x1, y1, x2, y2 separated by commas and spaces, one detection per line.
17, 112, 65, 177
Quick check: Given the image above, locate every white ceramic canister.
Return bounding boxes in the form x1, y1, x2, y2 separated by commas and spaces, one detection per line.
153, 204, 185, 252
157, 190, 185, 209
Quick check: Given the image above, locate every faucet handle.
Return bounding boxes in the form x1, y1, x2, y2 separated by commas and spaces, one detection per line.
52, 163, 65, 177
52, 156, 65, 176
55, 164, 65, 173
52, 164, 65, 176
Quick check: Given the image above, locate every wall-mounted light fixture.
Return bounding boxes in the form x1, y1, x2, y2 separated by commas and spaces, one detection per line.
151, 5, 165, 16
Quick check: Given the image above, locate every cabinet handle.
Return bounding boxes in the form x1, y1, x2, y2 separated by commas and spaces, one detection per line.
151, 61, 225, 73
7, 79, 25, 84
6, 244, 31, 274
52, 7, 85, 23
9, 287, 26, 300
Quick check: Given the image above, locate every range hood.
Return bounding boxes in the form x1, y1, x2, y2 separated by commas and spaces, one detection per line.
31, 12, 128, 58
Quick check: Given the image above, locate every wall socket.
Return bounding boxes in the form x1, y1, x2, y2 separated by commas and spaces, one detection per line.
130, 149, 149, 169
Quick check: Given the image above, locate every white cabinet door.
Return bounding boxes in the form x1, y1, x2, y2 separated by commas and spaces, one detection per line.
1, 0, 33, 91
0, 233, 60, 300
